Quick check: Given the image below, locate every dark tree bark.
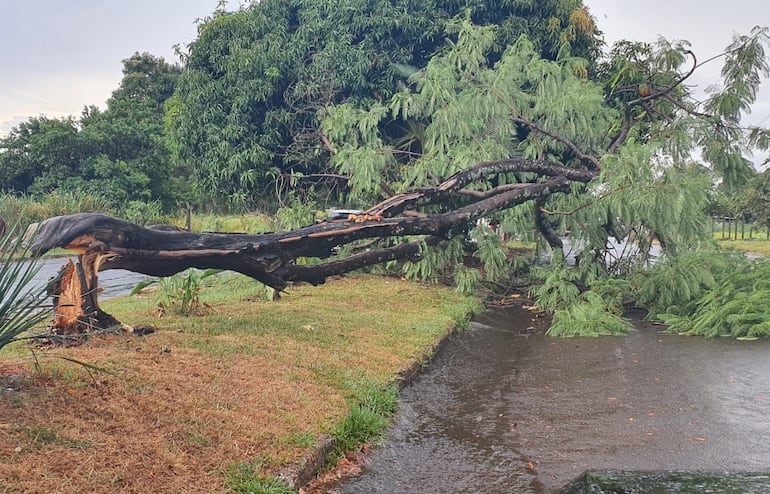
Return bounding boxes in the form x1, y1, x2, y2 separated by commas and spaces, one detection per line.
30, 159, 596, 334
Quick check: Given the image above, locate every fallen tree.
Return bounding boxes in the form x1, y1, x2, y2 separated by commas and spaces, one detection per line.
25, 24, 770, 338
30, 159, 590, 334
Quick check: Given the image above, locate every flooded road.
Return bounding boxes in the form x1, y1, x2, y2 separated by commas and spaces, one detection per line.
334, 305, 770, 493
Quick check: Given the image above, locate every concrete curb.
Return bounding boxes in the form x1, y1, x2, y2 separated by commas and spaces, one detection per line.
277, 435, 339, 489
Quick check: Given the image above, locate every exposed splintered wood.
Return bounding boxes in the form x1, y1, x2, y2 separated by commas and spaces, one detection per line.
29, 158, 595, 334
48, 258, 123, 336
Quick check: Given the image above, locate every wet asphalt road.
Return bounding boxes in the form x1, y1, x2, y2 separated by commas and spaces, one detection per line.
334, 305, 770, 493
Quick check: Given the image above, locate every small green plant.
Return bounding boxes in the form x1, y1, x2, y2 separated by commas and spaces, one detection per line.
131, 269, 221, 316
334, 405, 389, 452
224, 461, 294, 494
275, 191, 316, 231
0, 224, 51, 351
281, 431, 315, 448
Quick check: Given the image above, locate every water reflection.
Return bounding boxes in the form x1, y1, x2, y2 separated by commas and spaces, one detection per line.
334, 305, 770, 493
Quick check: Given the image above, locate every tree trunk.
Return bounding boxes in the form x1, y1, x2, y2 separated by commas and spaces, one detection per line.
49, 257, 124, 335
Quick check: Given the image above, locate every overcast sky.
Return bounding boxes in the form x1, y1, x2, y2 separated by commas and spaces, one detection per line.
1, 0, 769, 154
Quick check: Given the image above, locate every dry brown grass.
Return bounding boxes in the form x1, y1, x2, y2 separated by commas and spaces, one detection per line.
0, 274, 478, 493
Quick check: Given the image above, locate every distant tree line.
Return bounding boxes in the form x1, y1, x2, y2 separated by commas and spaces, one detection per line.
0, 53, 183, 212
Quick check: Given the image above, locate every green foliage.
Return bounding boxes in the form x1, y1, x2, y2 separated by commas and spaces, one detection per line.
589, 277, 634, 309
333, 381, 398, 453
132, 269, 221, 316
528, 257, 583, 313
454, 264, 482, 295
172, 0, 600, 206
403, 238, 464, 283
0, 193, 169, 230
473, 226, 508, 281
121, 200, 164, 226
733, 168, 770, 227
0, 53, 183, 210
632, 249, 740, 318
547, 292, 632, 337
0, 225, 51, 351
275, 192, 317, 230
177, 213, 275, 234
157, 269, 218, 316
323, 20, 767, 322
224, 460, 294, 494
324, 23, 613, 288
659, 259, 770, 338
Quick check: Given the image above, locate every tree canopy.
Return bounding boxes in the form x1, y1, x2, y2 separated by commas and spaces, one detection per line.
171, 0, 601, 208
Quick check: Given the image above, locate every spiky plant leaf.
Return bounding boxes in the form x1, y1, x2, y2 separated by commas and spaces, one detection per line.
0, 225, 51, 351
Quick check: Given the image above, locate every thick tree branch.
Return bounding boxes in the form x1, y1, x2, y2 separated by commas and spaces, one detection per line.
365, 158, 595, 217
275, 237, 443, 285
29, 159, 576, 334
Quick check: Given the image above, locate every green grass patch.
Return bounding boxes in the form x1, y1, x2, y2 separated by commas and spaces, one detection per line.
180, 337, 259, 358
280, 431, 316, 449
717, 238, 770, 256
332, 381, 399, 453
21, 426, 92, 450
224, 460, 294, 494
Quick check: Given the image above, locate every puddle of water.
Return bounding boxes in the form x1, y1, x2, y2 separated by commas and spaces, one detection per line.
334, 305, 770, 493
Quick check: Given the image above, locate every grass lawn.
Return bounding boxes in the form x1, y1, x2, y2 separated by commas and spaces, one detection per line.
716, 238, 770, 256
0, 274, 479, 493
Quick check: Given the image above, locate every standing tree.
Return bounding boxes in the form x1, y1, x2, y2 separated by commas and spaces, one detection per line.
170, 0, 601, 209
0, 116, 83, 194
738, 168, 770, 234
